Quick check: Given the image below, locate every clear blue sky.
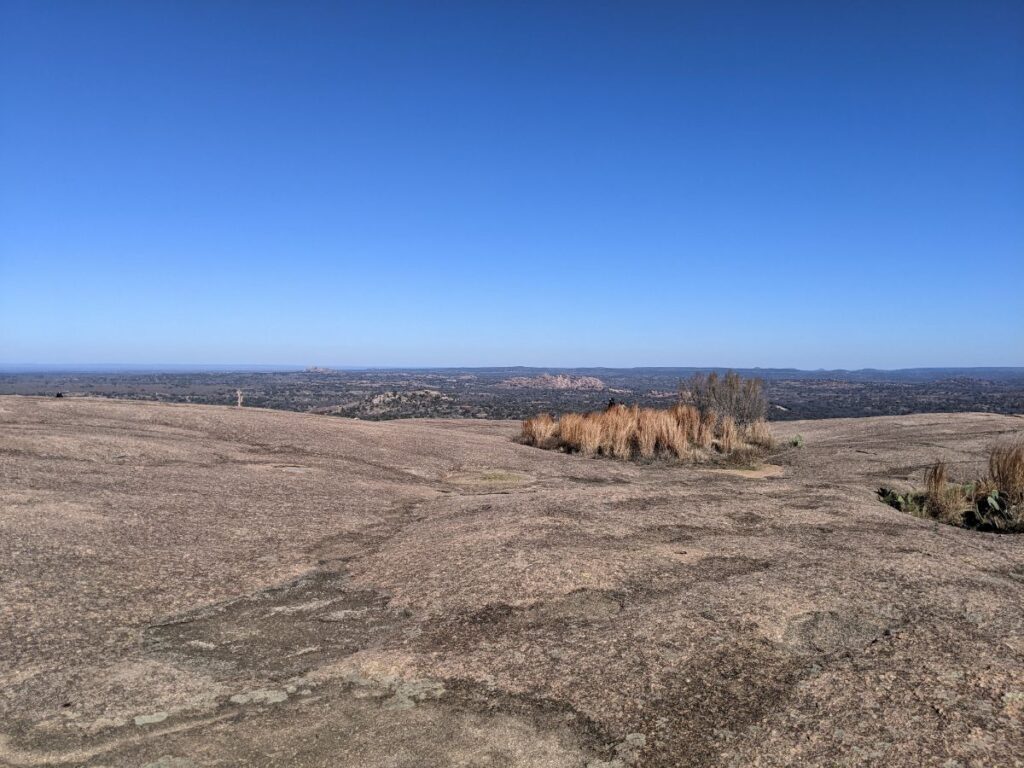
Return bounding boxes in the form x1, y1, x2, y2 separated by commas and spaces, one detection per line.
2, 1, 1022, 368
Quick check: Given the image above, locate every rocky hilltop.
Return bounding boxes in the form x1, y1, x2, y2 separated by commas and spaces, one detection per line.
500, 373, 606, 390
1, 396, 1023, 767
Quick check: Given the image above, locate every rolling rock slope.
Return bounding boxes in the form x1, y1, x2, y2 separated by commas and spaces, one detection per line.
1, 396, 1023, 766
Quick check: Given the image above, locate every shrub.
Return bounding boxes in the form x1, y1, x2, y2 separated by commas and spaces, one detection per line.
789, 434, 804, 448
878, 445, 1024, 533
682, 371, 766, 425
878, 487, 927, 516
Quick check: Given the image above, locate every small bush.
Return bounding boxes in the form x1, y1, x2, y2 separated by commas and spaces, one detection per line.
879, 445, 1024, 533
682, 371, 767, 425
878, 487, 927, 516
789, 434, 804, 448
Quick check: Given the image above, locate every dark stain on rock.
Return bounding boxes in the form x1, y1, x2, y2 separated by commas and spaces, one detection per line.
783, 609, 894, 655
628, 638, 803, 768
145, 571, 412, 676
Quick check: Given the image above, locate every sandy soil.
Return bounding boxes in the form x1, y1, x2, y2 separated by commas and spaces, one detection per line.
1, 396, 1022, 767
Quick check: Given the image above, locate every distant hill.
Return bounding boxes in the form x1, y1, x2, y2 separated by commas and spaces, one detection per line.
499, 373, 606, 391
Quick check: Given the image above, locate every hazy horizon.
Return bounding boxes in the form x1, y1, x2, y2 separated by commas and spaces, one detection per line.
4, 362, 1024, 375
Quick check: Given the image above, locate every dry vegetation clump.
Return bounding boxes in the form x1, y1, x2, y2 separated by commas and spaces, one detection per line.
717, 414, 738, 454
990, 442, 1024, 502
683, 371, 767, 425
743, 418, 775, 449
879, 441, 1024, 533
520, 412, 558, 449
519, 372, 773, 464
696, 409, 716, 449
923, 461, 970, 526
669, 403, 700, 443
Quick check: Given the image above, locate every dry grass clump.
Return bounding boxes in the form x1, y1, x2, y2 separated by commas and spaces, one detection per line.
717, 415, 737, 454
743, 419, 774, 449
669, 403, 700, 443
989, 442, 1024, 503
879, 441, 1024, 533
520, 412, 558, 449
520, 396, 772, 464
520, 372, 775, 463
923, 461, 970, 526
696, 409, 716, 449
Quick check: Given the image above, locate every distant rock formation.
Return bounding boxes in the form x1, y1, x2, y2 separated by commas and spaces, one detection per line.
500, 374, 606, 391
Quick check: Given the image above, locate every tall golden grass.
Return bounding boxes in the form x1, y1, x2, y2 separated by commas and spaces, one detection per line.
924, 460, 969, 525
887, 444, 1024, 531
521, 412, 557, 449
717, 415, 738, 454
990, 441, 1024, 503
742, 419, 774, 449
519, 403, 772, 462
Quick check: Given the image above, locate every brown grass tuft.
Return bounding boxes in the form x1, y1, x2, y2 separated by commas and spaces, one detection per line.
882, 446, 1024, 533
743, 418, 774, 449
557, 412, 586, 451
669, 403, 700, 443
695, 409, 716, 449
520, 413, 557, 449
578, 414, 603, 456
989, 441, 1024, 503
520, 395, 775, 464
636, 408, 659, 458
924, 460, 968, 526
717, 414, 738, 454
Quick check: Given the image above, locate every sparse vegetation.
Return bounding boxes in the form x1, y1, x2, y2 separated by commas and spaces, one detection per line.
990, 441, 1024, 500
789, 434, 804, 448
743, 418, 775, 449
4, 368, 1022, 421
878, 441, 1024, 532
682, 371, 767, 425
519, 372, 773, 463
